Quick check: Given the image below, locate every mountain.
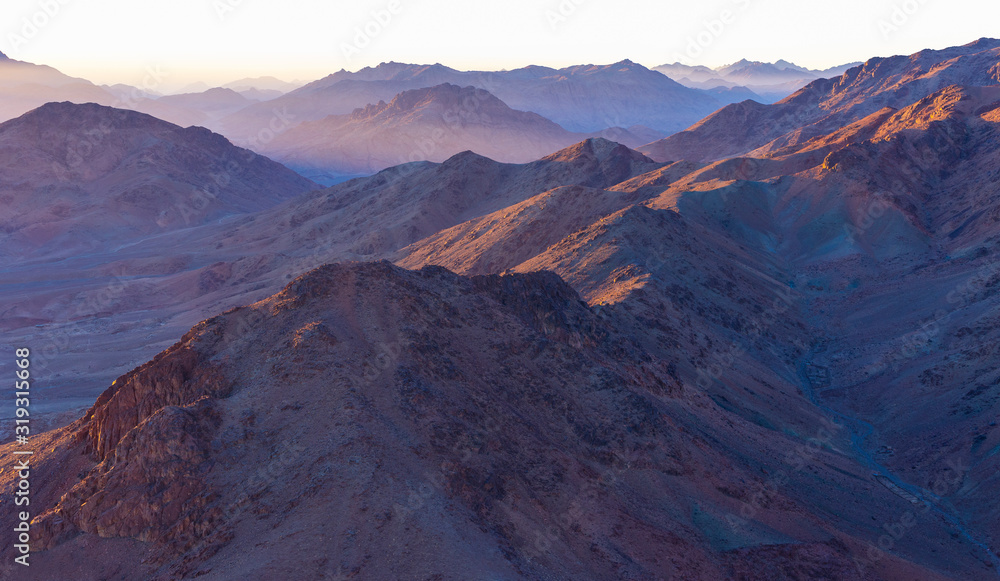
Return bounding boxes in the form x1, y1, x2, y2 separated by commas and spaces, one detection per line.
221, 76, 301, 101
222, 75, 301, 93
4, 39, 1000, 579
218, 60, 723, 144
0, 56, 118, 122
137, 87, 259, 130
101, 83, 160, 100
0, 102, 316, 260
487, 60, 723, 133
0, 136, 659, 440
388, 40, 1000, 580
640, 38, 1000, 162
156, 87, 255, 116
714, 59, 818, 85
213, 137, 664, 262
260, 84, 586, 177
258, 84, 664, 181
1, 261, 975, 580
654, 59, 863, 102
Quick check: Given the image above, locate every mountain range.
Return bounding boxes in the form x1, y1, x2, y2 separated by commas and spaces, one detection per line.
1, 39, 1000, 580
655, 59, 862, 102
215, 60, 731, 147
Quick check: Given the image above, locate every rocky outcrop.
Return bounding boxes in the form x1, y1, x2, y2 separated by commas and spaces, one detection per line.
32, 328, 232, 559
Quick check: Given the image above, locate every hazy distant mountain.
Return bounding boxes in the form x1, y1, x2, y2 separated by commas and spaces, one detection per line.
260, 84, 581, 177
222, 75, 301, 93
221, 76, 301, 100
101, 83, 161, 100
655, 58, 862, 102
715, 59, 817, 85
156, 87, 254, 115
259, 84, 665, 181
139, 87, 258, 129
219, 60, 723, 143
0, 55, 118, 121
175, 81, 211, 94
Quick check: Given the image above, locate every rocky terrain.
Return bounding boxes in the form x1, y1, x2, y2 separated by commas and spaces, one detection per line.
640, 38, 1000, 163
0, 262, 983, 580
2, 39, 1000, 580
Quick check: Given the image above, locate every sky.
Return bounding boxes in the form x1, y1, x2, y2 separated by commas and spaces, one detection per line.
2, 0, 998, 90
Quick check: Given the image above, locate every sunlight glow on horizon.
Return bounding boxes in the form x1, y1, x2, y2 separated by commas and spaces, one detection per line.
2, 0, 998, 90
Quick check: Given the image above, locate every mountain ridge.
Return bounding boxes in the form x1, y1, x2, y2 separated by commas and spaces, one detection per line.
640, 38, 1000, 162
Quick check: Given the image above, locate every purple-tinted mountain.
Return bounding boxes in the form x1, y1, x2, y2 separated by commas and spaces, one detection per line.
2, 39, 1000, 581
655, 59, 862, 102
258, 84, 664, 181
0, 55, 118, 121
219, 60, 724, 143
0, 102, 315, 260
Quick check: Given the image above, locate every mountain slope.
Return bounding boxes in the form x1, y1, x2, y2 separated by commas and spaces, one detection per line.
0, 262, 972, 580
0, 102, 316, 259
641, 38, 1000, 162
0, 138, 658, 439
213, 138, 663, 261
390, 49, 1000, 578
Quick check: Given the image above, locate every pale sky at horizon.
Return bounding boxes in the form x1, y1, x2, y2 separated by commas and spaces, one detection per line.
2, 0, 998, 91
